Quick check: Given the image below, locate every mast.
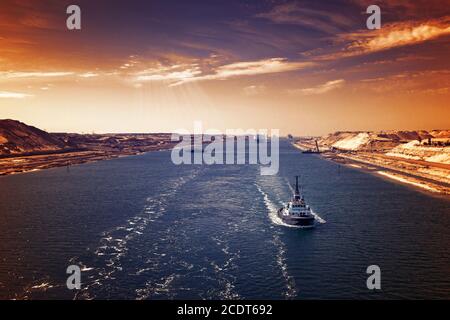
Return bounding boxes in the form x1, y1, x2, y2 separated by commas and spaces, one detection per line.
295, 176, 300, 195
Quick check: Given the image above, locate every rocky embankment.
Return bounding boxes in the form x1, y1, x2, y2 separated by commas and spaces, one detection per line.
386, 140, 450, 164
295, 130, 450, 195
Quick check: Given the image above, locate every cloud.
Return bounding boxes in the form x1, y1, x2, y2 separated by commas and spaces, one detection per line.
0, 71, 75, 79
255, 2, 354, 34
288, 79, 345, 95
0, 91, 33, 99
134, 64, 202, 82
319, 17, 450, 60
213, 58, 311, 78
0, 56, 312, 88
134, 58, 314, 86
175, 58, 314, 85
79, 72, 99, 78
350, 20, 450, 53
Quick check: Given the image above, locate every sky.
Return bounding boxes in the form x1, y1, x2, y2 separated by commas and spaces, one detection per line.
0, 0, 449, 135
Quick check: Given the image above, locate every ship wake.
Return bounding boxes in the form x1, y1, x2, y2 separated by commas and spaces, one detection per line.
255, 181, 298, 298
71, 168, 202, 300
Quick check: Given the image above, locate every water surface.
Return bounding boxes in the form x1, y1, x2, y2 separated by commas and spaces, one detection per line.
0, 141, 449, 299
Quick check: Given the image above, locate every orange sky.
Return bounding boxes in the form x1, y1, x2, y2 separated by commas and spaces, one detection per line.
0, 0, 449, 135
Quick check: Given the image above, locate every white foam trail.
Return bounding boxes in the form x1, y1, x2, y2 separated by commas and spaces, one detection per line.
272, 233, 297, 299
73, 168, 202, 299
18, 279, 62, 299
255, 183, 297, 298
210, 236, 241, 300
30, 282, 54, 290
136, 274, 177, 300
311, 210, 326, 224
255, 183, 288, 227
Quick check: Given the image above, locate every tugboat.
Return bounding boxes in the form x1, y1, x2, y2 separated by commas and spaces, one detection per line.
277, 176, 316, 227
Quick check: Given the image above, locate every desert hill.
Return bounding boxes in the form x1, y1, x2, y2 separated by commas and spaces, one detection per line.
0, 119, 175, 158
319, 130, 450, 153
0, 119, 66, 155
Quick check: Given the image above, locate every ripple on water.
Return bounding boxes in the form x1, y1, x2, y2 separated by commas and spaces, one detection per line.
71, 169, 202, 299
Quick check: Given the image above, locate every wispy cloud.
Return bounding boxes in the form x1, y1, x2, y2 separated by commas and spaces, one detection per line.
255, 2, 354, 34
134, 64, 202, 82
288, 79, 345, 95
213, 58, 311, 78
319, 17, 450, 60
349, 19, 450, 52
0, 57, 313, 89
0, 91, 33, 99
79, 72, 100, 78
134, 58, 314, 86
0, 71, 75, 79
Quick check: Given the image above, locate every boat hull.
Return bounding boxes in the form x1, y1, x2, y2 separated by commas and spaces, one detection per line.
277, 208, 316, 227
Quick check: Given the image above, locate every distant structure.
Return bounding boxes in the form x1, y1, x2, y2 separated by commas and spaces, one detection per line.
302, 139, 321, 154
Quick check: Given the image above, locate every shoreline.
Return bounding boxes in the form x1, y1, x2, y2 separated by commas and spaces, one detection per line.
376, 171, 442, 193
331, 154, 450, 196
293, 142, 450, 196
0, 144, 175, 177
3, 139, 449, 197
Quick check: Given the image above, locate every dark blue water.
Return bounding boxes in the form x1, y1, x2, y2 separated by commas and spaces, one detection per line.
0, 141, 449, 299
